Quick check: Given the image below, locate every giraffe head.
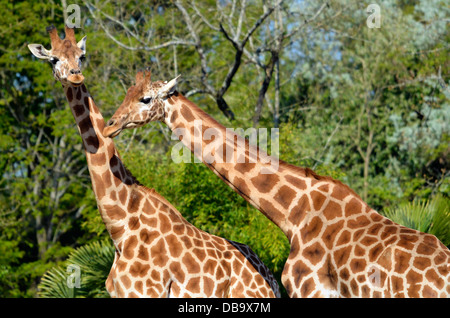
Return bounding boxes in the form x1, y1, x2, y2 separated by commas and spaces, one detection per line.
28, 25, 86, 87
103, 69, 180, 138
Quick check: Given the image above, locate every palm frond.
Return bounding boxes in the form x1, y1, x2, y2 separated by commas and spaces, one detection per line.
383, 195, 450, 247
39, 240, 115, 298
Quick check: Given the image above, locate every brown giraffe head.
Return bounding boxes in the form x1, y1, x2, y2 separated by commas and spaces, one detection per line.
103, 69, 180, 138
28, 25, 86, 87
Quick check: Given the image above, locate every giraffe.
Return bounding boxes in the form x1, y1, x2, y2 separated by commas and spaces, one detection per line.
103, 71, 450, 298
28, 26, 280, 298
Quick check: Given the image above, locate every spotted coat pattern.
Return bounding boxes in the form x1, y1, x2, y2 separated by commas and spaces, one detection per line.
104, 72, 450, 298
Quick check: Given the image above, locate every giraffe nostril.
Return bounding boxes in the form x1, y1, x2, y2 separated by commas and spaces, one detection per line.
70, 69, 81, 75
107, 119, 116, 127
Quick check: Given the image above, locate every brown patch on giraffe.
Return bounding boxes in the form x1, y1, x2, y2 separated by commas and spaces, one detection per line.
393, 249, 412, 274
180, 104, 195, 122
347, 215, 371, 229
216, 263, 227, 281
183, 253, 201, 274
350, 258, 367, 273
173, 224, 185, 235
425, 268, 444, 289
397, 235, 419, 250
317, 255, 338, 290
353, 229, 365, 241
120, 275, 132, 289
285, 175, 307, 190
354, 244, 366, 257
203, 259, 216, 275
434, 251, 447, 266
250, 173, 280, 193
334, 245, 352, 268
340, 267, 350, 281
73, 103, 85, 117
91, 171, 105, 200
151, 238, 169, 267
110, 225, 125, 240
367, 222, 383, 236
232, 176, 251, 196
336, 230, 351, 246
66, 87, 73, 102
288, 194, 309, 226
129, 261, 150, 278
330, 184, 350, 201
166, 234, 183, 258
235, 162, 256, 174
322, 220, 345, 249
135, 281, 143, 294
159, 214, 172, 234
318, 183, 329, 193
322, 200, 343, 221
302, 242, 326, 265
380, 225, 398, 240
301, 216, 323, 243
123, 236, 138, 259
368, 243, 384, 261
417, 242, 435, 255
259, 198, 285, 225
344, 197, 362, 217
311, 190, 327, 211
193, 248, 207, 262
140, 215, 157, 228
127, 189, 143, 213
391, 275, 404, 297
274, 185, 296, 209
137, 244, 149, 261
406, 269, 422, 297
78, 115, 93, 135
104, 204, 126, 220
203, 277, 215, 297
413, 256, 431, 271
83, 95, 89, 106
186, 277, 201, 294
422, 285, 438, 298
169, 262, 185, 283
142, 199, 155, 215
300, 277, 315, 297
138, 228, 156, 246
76, 87, 82, 100
101, 170, 112, 189
128, 216, 140, 230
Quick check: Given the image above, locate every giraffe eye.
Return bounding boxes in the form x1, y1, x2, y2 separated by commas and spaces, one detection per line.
49, 57, 59, 65
79, 55, 86, 62
140, 97, 152, 104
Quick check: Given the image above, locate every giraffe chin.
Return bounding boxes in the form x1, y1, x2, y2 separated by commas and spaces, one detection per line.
103, 126, 122, 138
67, 75, 85, 87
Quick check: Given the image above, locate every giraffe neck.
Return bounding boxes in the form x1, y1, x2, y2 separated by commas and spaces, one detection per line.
163, 94, 325, 237
63, 84, 137, 244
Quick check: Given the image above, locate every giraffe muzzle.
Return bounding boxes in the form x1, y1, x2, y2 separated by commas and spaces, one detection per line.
103, 119, 122, 138
67, 73, 85, 86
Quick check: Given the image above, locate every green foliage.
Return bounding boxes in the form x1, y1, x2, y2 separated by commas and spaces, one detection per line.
39, 240, 114, 298
382, 195, 450, 247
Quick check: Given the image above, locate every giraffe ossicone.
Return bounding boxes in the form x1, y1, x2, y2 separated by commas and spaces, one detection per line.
28, 26, 281, 298
104, 69, 450, 298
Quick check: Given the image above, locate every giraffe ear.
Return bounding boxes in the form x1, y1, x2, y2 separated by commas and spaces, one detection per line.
77, 36, 87, 54
158, 75, 181, 99
28, 44, 51, 60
